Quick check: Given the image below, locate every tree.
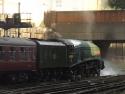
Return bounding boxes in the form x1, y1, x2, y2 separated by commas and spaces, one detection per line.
108, 0, 125, 9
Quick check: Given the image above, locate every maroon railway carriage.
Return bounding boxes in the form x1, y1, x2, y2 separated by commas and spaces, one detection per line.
0, 37, 37, 81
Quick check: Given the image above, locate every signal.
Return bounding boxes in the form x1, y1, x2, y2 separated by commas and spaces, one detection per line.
13, 13, 21, 24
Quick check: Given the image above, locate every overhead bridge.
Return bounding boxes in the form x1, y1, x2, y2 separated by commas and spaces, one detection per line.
44, 10, 125, 40
44, 10, 125, 57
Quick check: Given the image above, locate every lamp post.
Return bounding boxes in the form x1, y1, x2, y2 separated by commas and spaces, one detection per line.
17, 2, 20, 38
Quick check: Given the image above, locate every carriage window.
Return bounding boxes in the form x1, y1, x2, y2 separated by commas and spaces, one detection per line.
21, 47, 24, 52
28, 47, 33, 59
0, 46, 3, 60
10, 47, 16, 60
0, 46, 2, 51
20, 47, 28, 60
26, 47, 31, 59
20, 47, 25, 60
10, 47, 14, 51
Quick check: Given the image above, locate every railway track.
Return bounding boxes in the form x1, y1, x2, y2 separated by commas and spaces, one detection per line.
0, 75, 125, 94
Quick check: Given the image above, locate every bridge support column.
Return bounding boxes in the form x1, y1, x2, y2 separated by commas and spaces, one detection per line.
93, 40, 111, 58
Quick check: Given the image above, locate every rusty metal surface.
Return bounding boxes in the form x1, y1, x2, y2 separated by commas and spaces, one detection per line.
44, 10, 125, 40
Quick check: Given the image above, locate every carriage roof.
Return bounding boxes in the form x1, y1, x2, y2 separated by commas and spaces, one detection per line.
0, 37, 36, 46
37, 40, 65, 46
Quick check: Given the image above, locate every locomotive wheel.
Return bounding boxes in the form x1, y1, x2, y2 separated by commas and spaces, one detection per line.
43, 70, 52, 81
10, 74, 17, 82
45, 71, 49, 81
54, 70, 60, 81
74, 73, 81, 81
49, 71, 56, 81
56, 70, 64, 81
95, 69, 100, 76
7, 74, 18, 83
71, 69, 83, 81
18, 73, 29, 82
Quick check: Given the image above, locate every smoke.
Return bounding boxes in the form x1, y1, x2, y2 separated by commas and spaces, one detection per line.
43, 28, 62, 40
82, 11, 95, 40
101, 43, 125, 76
101, 60, 121, 76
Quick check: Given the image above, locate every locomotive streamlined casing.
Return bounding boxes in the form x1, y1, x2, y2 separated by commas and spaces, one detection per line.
60, 39, 103, 67
0, 37, 37, 72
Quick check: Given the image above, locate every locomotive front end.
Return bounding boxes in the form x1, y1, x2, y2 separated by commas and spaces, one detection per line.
66, 39, 105, 78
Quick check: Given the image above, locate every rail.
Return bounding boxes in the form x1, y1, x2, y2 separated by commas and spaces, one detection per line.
0, 75, 125, 94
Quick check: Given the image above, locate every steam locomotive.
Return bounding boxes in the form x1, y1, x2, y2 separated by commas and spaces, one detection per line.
0, 37, 104, 81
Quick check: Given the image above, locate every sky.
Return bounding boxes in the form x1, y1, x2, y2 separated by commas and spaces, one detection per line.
3, 0, 108, 26
4, 0, 43, 26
